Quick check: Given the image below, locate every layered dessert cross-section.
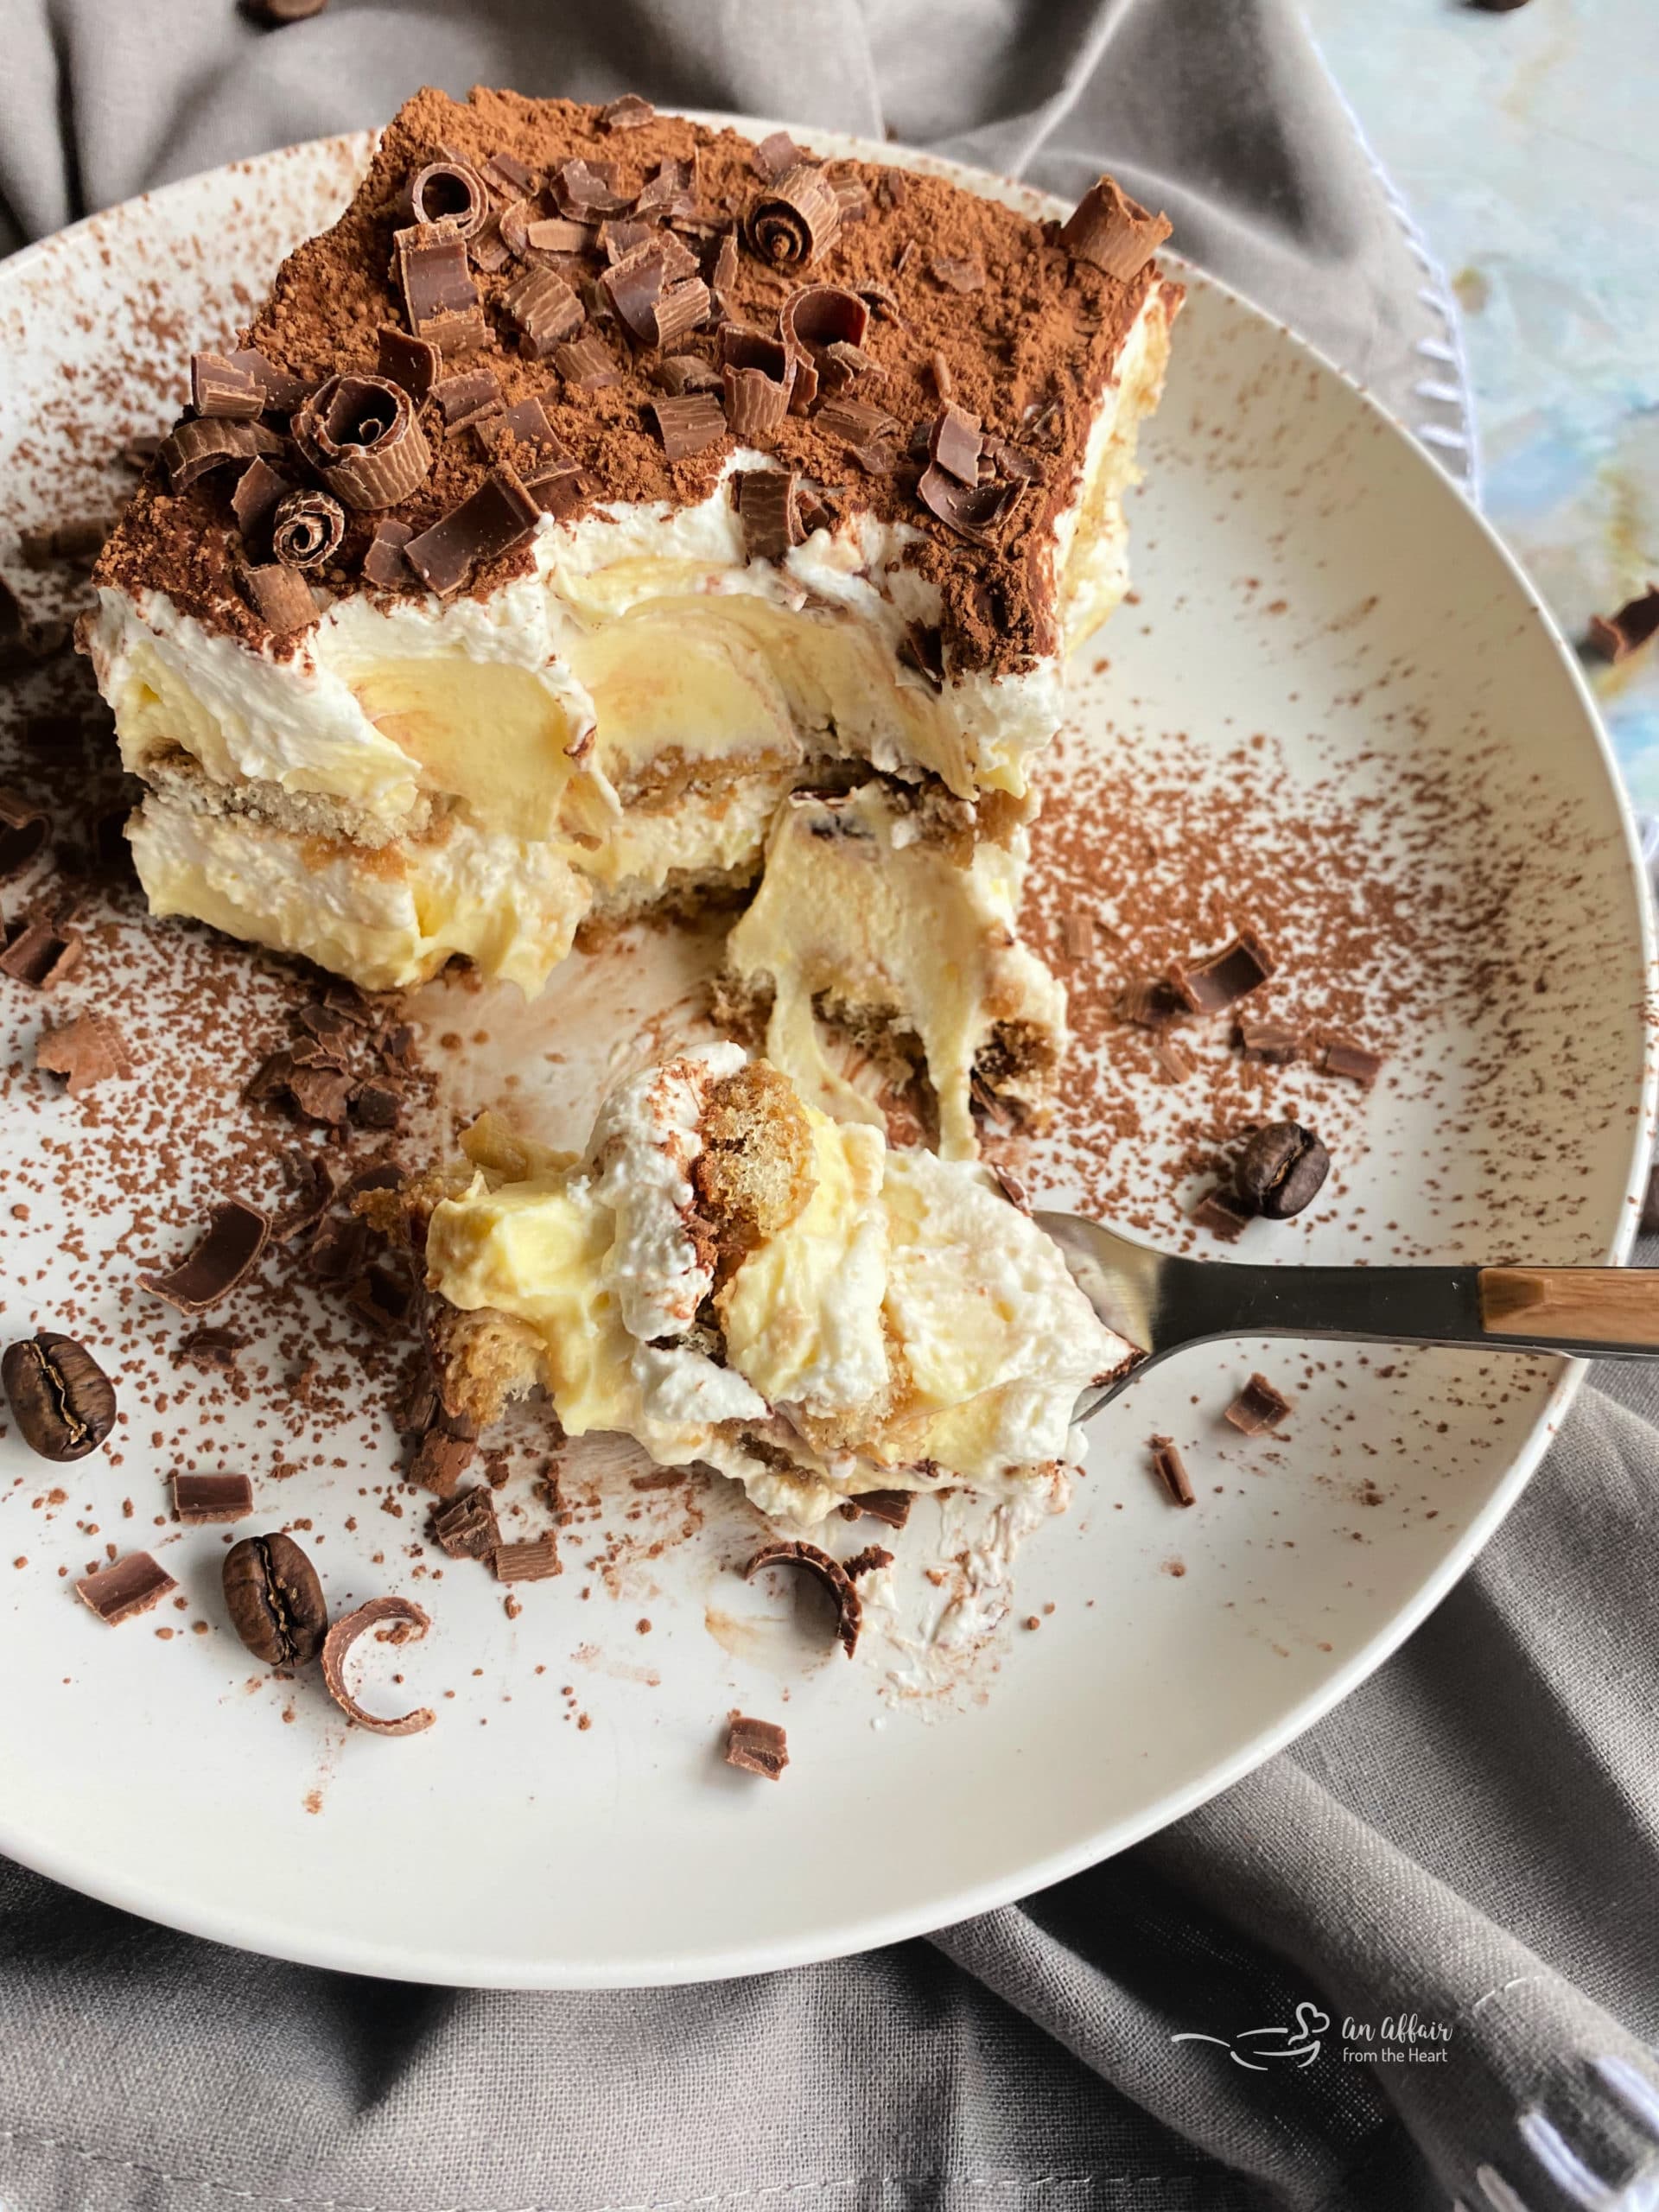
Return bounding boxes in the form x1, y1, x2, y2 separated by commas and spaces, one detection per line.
393, 1045, 1137, 1525
84, 86, 1179, 1152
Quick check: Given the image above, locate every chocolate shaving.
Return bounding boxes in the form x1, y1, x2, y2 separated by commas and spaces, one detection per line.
191, 351, 265, 419
726, 1713, 789, 1779
21, 517, 111, 567
409, 159, 491, 241
1236, 1016, 1303, 1065
176, 1326, 245, 1370
1319, 1038, 1383, 1086
501, 263, 585, 354
598, 219, 656, 263
270, 488, 346, 569
553, 156, 632, 219
376, 323, 442, 402
410, 1427, 478, 1497
404, 467, 542, 595
0, 908, 82, 989
554, 335, 622, 388
524, 215, 594, 255
1058, 174, 1172, 279
1058, 911, 1093, 960
1149, 1435, 1195, 1508
1192, 1186, 1252, 1243
230, 455, 290, 537
916, 462, 1021, 545
76, 1552, 176, 1625
432, 369, 502, 425
362, 518, 415, 587
227, 346, 311, 413
321, 1596, 435, 1737
814, 395, 898, 447
721, 333, 792, 443
346, 1263, 413, 1337
1224, 1373, 1293, 1435
657, 354, 723, 397
743, 1539, 861, 1657
1587, 583, 1659, 662
737, 470, 802, 561
0, 785, 47, 881
172, 1472, 254, 1525
854, 1490, 912, 1529
35, 1013, 130, 1093
745, 164, 841, 270
350, 1075, 404, 1130
293, 372, 431, 508
395, 219, 481, 345
157, 417, 282, 493
428, 1485, 500, 1560
493, 1535, 561, 1583
930, 255, 986, 294
648, 392, 727, 461
482, 149, 538, 197
241, 563, 319, 632
489, 395, 571, 462
710, 229, 740, 310
1169, 928, 1275, 1014
751, 130, 804, 182
897, 623, 944, 690
116, 431, 164, 470
1154, 1037, 1194, 1084
929, 403, 982, 486
1116, 976, 1185, 1030
842, 1545, 893, 1580
779, 283, 869, 412
140, 1198, 270, 1313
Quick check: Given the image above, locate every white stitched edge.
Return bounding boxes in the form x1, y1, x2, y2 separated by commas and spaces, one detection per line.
1477, 2165, 1536, 2212
1517, 2109, 1618, 2209
1596, 2056, 1659, 2142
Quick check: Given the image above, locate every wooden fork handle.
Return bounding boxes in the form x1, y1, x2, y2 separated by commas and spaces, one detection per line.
1480, 1268, 1659, 1350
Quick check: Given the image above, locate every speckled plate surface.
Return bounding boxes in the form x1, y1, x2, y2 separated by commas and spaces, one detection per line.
0, 125, 1651, 1989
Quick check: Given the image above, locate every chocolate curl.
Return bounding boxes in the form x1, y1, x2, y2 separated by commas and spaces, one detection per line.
157, 417, 283, 493
600, 240, 708, 347
294, 373, 431, 510
779, 283, 868, 415
191, 351, 264, 420
744, 164, 841, 270
1058, 174, 1172, 279
719, 325, 794, 446
321, 1596, 435, 1738
270, 488, 346, 569
376, 324, 441, 403
929, 403, 982, 486
409, 159, 492, 241
500, 264, 585, 357
394, 219, 484, 351
736, 470, 802, 562
240, 563, 320, 632
916, 462, 1023, 547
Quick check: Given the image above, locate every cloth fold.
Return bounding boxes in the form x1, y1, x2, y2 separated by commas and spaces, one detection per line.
0, 2, 1639, 2207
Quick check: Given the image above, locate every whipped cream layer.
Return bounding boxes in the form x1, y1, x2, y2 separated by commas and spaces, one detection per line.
423, 1047, 1132, 1523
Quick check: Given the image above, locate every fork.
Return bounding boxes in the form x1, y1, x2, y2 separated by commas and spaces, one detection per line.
1036, 1213, 1659, 1418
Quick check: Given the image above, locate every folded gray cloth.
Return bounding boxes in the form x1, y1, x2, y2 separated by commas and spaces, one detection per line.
2, 3, 1644, 2208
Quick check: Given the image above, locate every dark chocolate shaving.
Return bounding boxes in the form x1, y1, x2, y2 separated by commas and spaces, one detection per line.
404, 467, 542, 595
552, 157, 632, 219
321, 1596, 435, 1737
493, 1535, 561, 1583
1236, 1016, 1303, 1065
1587, 583, 1659, 662
1169, 928, 1275, 1014
0, 907, 82, 990
656, 354, 723, 397
409, 1427, 477, 1498
226, 346, 312, 412
376, 324, 442, 402
176, 1326, 245, 1370
854, 1490, 912, 1529
725, 1713, 789, 1779
813, 395, 897, 447
157, 417, 283, 493
648, 392, 727, 461
1058, 175, 1172, 279
501, 264, 585, 354
191, 351, 265, 419
293, 372, 431, 507
1149, 1435, 1194, 1507
751, 130, 804, 182
428, 1485, 500, 1560
230, 456, 290, 537
432, 369, 502, 425
1224, 1373, 1293, 1435
743, 1539, 861, 1656
482, 149, 538, 197
916, 462, 1021, 545
172, 1471, 255, 1524
75, 1552, 177, 1624
929, 403, 982, 486
1319, 1038, 1383, 1086
554, 335, 622, 388
930, 255, 986, 293
362, 518, 416, 587
140, 1198, 270, 1313
524, 215, 594, 254
240, 563, 319, 632
270, 489, 346, 569
737, 470, 802, 561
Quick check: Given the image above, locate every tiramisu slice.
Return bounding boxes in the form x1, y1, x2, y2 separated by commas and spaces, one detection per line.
84, 87, 1178, 1144
395, 1045, 1136, 1526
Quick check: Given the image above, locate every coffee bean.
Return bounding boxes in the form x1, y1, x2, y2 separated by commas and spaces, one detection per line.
1236, 1120, 1330, 1220
223, 1532, 327, 1668
2, 1331, 118, 1461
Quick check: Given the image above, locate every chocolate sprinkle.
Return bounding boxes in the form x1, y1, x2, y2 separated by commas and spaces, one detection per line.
172, 1471, 255, 1525
75, 1551, 177, 1624
35, 1013, 130, 1093
725, 1713, 789, 1780
140, 1198, 270, 1313
428, 1486, 500, 1560
493, 1535, 561, 1583
1149, 1435, 1195, 1508
321, 1596, 435, 1737
1224, 1373, 1293, 1434
1320, 1038, 1383, 1087
743, 1539, 861, 1657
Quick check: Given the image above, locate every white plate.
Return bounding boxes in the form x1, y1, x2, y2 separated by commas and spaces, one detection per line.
0, 125, 1651, 1989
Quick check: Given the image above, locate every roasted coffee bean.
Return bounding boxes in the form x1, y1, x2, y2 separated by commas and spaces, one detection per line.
1236, 1120, 1330, 1220
2, 1331, 118, 1461
222, 1532, 328, 1668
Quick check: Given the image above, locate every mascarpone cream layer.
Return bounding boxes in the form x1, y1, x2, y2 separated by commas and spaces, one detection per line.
425, 1047, 1129, 1524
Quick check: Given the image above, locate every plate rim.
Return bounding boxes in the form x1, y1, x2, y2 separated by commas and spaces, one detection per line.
2, 119, 1653, 1988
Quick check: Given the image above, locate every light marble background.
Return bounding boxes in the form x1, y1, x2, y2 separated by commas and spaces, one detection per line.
1305, 0, 1659, 807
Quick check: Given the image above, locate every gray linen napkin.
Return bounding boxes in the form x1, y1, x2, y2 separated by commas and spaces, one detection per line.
2, 3, 1649, 2209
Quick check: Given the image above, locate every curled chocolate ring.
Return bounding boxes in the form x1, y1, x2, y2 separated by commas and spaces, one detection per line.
780, 283, 869, 412
294, 372, 432, 510
743, 164, 841, 270
409, 160, 491, 242
270, 488, 346, 569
